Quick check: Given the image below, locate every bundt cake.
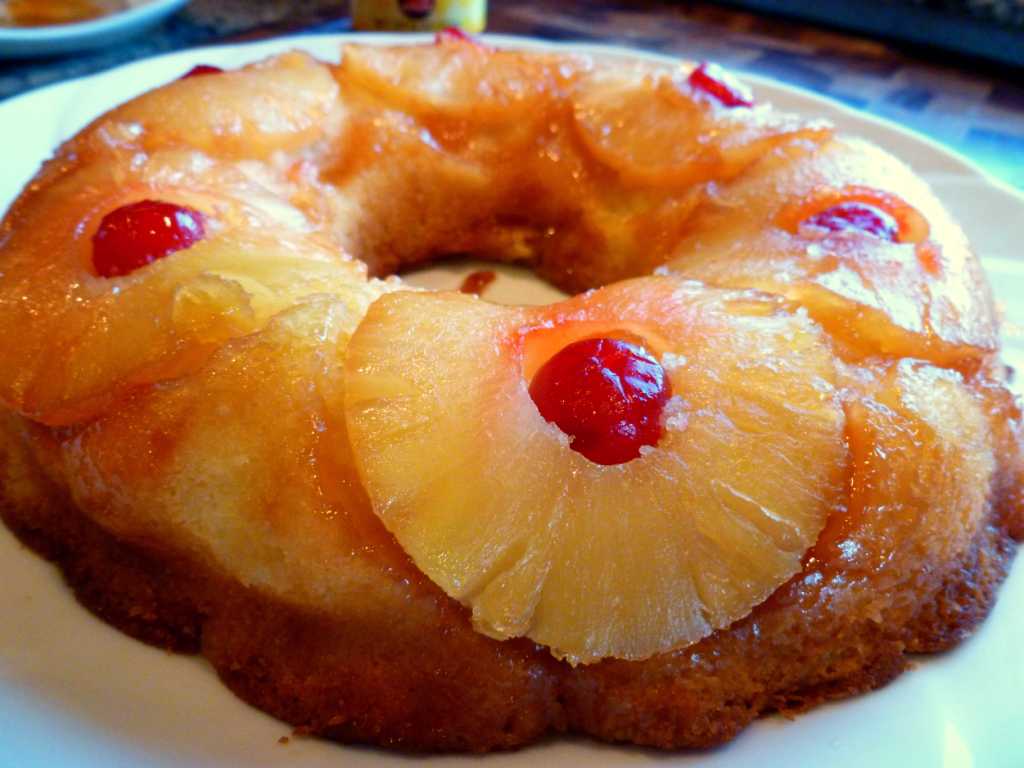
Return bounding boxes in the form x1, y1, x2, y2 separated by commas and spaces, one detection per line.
0, 33, 1021, 753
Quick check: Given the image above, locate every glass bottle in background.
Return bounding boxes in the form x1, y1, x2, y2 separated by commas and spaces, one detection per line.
352, 0, 486, 32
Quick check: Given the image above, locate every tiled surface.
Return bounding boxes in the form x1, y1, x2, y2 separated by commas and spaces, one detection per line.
1, 0, 1022, 191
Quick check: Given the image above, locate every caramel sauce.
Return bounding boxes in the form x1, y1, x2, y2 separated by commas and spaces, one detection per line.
1, 0, 135, 26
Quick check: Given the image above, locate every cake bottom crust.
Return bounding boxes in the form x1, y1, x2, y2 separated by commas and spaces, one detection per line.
0, 412, 1020, 753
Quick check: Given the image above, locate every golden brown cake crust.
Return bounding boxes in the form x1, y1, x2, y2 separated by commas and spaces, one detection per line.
2, 406, 1020, 751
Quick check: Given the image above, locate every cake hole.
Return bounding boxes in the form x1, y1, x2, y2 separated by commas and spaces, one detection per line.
400, 259, 569, 306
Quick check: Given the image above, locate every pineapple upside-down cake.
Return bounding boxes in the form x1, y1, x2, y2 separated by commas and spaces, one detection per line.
0, 34, 1022, 752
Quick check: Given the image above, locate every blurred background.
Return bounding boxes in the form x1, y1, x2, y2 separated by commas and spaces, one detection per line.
1, 0, 1022, 191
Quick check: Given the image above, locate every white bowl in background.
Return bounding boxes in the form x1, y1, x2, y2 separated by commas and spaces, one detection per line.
0, 0, 193, 58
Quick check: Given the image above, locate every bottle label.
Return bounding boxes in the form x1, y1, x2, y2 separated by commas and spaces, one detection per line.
352, 0, 487, 32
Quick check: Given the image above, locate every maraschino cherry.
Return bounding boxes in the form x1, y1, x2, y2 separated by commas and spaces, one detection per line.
803, 201, 900, 241
92, 200, 207, 278
529, 337, 672, 465
435, 26, 494, 52
181, 64, 224, 79
687, 62, 754, 108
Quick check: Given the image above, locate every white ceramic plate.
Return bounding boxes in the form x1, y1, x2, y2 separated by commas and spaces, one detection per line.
0, 0, 192, 58
0, 33, 1022, 768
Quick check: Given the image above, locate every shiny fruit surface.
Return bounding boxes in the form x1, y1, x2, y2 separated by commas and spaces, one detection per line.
529, 338, 671, 465
344, 278, 847, 662
92, 200, 206, 278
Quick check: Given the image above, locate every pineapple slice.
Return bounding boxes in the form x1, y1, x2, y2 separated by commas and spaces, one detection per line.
61, 290, 417, 605
337, 39, 578, 126
0, 230, 365, 425
570, 65, 832, 188
344, 276, 847, 663
84, 51, 341, 160
665, 137, 999, 367
814, 359, 995, 588
0, 148, 366, 425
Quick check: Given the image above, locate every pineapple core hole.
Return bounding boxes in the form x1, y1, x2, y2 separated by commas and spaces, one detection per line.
400, 259, 676, 465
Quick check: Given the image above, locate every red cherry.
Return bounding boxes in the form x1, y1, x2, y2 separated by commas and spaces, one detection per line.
687, 62, 754, 108
435, 27, 494, 52
803, 201, 900, 241
528, 338, 672, 466
92, 200, 207, 278
181, 64, 224, 79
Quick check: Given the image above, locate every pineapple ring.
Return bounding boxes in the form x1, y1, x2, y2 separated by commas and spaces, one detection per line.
337, 38, 569, 125
571, 68, 830, 188
343, 277, 848, 663
664, 137, 1000, 370
0, 54, 362, 425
